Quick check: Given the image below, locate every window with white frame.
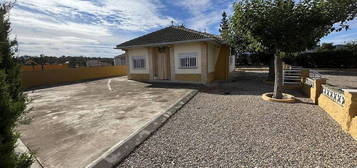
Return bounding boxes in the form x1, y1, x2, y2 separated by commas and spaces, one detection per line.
178, 52, 198, 69
132, 56, 145, 69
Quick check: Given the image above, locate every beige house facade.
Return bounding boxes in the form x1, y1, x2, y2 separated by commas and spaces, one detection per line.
116, 26, 235, 84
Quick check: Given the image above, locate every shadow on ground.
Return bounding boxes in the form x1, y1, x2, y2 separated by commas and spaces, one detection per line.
146, 71, 308, 98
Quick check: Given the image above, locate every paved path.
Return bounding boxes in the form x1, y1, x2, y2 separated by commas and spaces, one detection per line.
118, 72, 357, 167
317, 69, 357, 89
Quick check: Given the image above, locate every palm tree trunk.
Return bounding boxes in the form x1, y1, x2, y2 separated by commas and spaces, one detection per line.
273, 51, 283, 99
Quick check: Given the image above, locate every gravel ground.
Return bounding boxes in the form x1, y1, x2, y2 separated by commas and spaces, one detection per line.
118, 71, 357, 168
317, 70, 357, 89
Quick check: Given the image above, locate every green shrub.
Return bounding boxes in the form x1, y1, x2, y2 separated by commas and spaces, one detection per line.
0, 2, 33, 168
283, 49, 357, 68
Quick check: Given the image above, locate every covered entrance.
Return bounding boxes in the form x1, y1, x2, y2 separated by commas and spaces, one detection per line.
153, 46, 171, 80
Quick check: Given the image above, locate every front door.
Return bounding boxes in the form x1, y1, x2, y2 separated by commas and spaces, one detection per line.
156, 47, 170, 80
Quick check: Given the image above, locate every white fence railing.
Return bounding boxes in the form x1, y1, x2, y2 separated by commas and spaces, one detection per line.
283, 66, 302, 85
322, 84, 345, 106
310, 70, 322, 79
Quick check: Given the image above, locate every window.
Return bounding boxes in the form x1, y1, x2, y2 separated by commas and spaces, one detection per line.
179, 53, 198, 69
132, 56, 145, 69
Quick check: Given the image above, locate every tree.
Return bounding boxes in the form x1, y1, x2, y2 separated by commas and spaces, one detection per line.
0, 2, 33, 167
318, 43, 336, 51
230, 0, 357, 99
219, 11, 229, 38
345, 41, 357, 51
40, 54, 45, 70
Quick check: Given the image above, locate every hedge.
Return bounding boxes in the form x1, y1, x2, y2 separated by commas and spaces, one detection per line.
283, 49, 357, 68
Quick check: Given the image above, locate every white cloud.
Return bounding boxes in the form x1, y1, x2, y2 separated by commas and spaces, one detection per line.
8, 0, 176, 57
175, 0, 232, 33
14, 0, 175, 31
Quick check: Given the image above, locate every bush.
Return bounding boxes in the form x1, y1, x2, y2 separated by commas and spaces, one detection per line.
283, 49, 357, 68
237, 53, 272, 66
0, 2, 33, 168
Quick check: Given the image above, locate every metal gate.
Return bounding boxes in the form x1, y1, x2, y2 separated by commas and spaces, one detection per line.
283, 66, 302, 85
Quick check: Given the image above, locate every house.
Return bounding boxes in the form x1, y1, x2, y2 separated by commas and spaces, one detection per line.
114, 54, 127, 66
86, 60, 112, 67
115, 26, 235, 84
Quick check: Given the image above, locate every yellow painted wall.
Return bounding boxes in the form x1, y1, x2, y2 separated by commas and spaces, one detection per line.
318, 95, 347, 128
21, 64, 69, 71
22, 65, 128, 89
344, 91, 357, 139
175, 74, 202, 82
317, 89, 357, 140
302, 76, 357, 139
207, 72, 215, 83
214, 45, 230, 81
349, 117, 357, 139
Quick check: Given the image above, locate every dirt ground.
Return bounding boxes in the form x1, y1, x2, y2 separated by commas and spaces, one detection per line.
17, 77, 193, 168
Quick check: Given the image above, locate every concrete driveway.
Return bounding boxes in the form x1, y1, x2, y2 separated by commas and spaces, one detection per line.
17, 77, 194, 168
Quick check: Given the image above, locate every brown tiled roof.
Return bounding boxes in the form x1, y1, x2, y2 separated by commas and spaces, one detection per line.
116, 26, 223, 49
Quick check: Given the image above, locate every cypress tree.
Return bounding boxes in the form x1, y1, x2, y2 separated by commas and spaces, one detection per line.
219, 11, 229, 37
0, 2, 33, 167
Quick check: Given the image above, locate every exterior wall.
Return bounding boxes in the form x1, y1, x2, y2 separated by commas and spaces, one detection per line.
173, 42, 202, 74
201, 43, 208, 83
214, 45, 230, 81
207, 72, 215, 83
169, 46, 175, 80
124, 42, 230, 84
22, 65, 128, 89
208, 43, 220, 73
127, 48, 150, 74
175, 74, 201, 82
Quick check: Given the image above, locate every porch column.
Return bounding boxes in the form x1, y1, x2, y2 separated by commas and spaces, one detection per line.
148, 47, 154, 80
201, 42, 208, 83
169, 45, 175, 80
124, 50, 131, 79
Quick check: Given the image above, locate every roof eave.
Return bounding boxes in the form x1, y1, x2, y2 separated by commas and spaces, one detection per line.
114, 38, 218, 49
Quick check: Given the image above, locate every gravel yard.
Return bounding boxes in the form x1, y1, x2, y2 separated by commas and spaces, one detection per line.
118, 71, 357, 167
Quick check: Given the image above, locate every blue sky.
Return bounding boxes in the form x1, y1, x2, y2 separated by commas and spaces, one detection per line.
5, 0, 357, 58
